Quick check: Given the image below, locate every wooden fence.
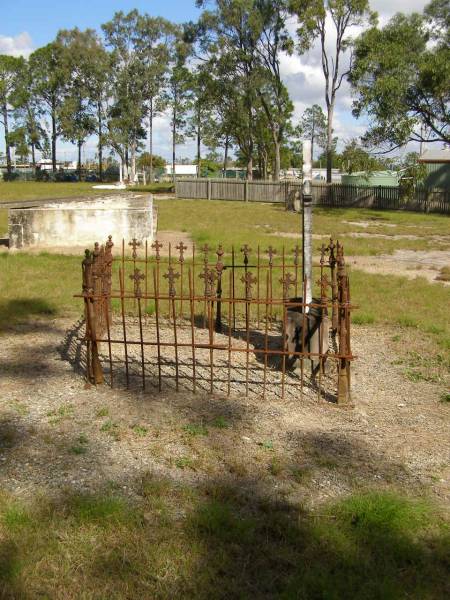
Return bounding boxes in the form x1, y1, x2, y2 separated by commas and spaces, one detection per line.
175, 178, 450, 214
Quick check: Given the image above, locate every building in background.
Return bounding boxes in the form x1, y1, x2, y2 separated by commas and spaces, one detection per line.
418, 147, 450, 189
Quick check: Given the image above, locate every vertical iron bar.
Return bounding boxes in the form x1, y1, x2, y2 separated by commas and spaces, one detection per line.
257, 245, 261, 328
171, 295, 179, 392
104, 293, 113, 387
263, 272, 270, 400
232, 246, 236, 330
188, 269, 197, 393
137, 296, 146, 390
227, 268, 232, 396
153, 268, 162, 392
119, 267, 129, 388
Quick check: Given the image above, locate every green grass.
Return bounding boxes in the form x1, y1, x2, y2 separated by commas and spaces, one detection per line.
0, 485, 448, 598
154, 199, 450, 255
0, 181, 126, 203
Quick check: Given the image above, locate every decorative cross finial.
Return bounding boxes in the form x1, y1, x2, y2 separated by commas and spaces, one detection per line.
336, 241, 345, 276
130, 268, 145, 297
164, 266, 180, 297
316, 273, 331, 299
216, 244, 224, 274
201, 244, 210, 265
129, 238, 141, 259
266, 245, 277, 266
320, 243, 327, 266
292, 244, 300, 267
240, 244, 251, 265
176, 241, 188, 263
199, 268, 217, 297
280, 272, 296, 300
328, 237, 336, 267
241, 271, 257, 300
151, 239, 163, 261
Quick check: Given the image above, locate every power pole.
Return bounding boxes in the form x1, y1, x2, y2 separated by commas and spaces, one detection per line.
302, 140, 313, 309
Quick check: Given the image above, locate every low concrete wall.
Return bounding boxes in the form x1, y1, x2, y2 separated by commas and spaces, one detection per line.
9, 194, 157, 249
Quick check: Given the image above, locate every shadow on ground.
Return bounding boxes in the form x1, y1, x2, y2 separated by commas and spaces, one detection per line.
0, 473, 448, 599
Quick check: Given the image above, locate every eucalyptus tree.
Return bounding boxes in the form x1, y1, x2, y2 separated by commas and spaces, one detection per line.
195, 0, 293, 180
290, 0, 376, 182
162, 36, 192, 182
28, 43, 67, 171
0, 54, 26, 176
194, 1, 262, 179
102, 10, 149, 182
185, 66, 217, 177
350, 2, 450, 151
252, 0, 293, 180
296, 104, 327, 160
57, 29, 100, 179
135, 15, 173, 182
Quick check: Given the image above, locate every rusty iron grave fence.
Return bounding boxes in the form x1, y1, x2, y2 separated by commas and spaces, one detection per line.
76, 237, 354, 404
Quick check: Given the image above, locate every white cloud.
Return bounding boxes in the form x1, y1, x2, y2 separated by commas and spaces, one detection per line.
0, 32, 33, 57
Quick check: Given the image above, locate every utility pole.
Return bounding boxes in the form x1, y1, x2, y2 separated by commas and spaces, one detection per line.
302, 140, 313, 309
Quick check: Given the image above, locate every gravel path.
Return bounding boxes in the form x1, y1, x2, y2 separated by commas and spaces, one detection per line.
0, 318, 448, 507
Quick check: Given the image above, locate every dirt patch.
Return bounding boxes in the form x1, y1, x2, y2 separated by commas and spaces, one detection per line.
348, 250, 450, 284
0, 318, 448, 507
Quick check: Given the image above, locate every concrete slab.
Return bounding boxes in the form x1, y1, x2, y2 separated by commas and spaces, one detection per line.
8, 193, 157, 250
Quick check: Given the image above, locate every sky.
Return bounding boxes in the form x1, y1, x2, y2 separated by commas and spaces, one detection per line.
0, 0, 429, 163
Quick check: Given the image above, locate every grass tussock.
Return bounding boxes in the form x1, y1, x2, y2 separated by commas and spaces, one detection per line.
0, 485, 448, 599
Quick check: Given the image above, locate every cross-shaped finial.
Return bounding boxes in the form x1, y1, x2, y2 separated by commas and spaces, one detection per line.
176, 241, 188, 263
151, 239, 163, 261
130, 268, 145, 297
320, 243, 328, 266
292, 244, 300, 267
266, 245, 277, 266
216, 244, 224, 274
280, 272, 296, 299
328, 237, 336, 267
201, 244, 210, 265
336, 241, 345, 275
241, 271, 257, 300
199, 268, 217, 297
129, 238, 141, 259
316, 273, 331, 299
164, 266, 180, 297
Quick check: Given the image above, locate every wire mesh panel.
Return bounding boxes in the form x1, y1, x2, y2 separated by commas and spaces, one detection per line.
77, 237, 354, 404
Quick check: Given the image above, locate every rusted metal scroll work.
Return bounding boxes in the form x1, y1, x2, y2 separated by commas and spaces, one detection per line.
78, 237, 354, 404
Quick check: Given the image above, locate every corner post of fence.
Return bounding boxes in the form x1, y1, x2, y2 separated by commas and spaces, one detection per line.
244, 180, 249, 202
82, 248, 104, 385
336, 248, 350, 405
207, 178, 212, 200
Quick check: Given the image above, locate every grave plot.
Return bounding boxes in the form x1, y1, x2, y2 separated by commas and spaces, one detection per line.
77, 236, 354, 404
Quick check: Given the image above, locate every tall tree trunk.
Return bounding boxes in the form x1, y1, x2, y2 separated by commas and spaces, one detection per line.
246, 155, 253, 181
326, 102, 334, 184
223, 135, 229, 176
272, 136, 281, 182
172, 111, 176, 184
130, 140, 136, 184
78, 140, 82, 181
148, 97, 153, 183
51, 98, 57, 173
31, 142, 36, 169
125, 147, 129, 181
97, 103, 103, 181
2, 104, 12, 177
197, 126, 201, 179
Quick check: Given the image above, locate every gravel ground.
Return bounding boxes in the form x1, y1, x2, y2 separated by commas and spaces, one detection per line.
0, 318, 448, 508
